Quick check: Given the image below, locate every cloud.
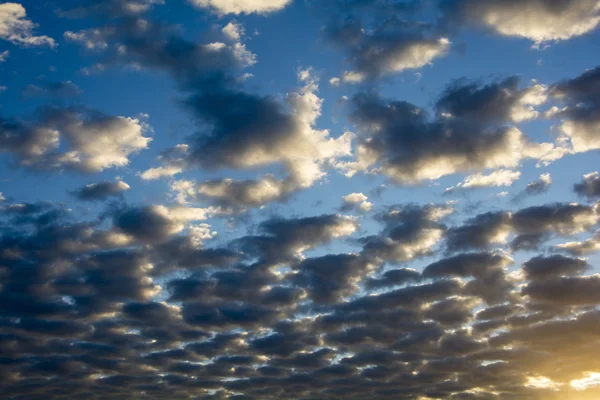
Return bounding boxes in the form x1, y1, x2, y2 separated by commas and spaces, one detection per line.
550, 65, 600, 153
361, 204, 452, 262
446, 201, 600, 252
522, 254, 589, 281
184, 71, 351, 190
574, 171, 600, 199
66, 18, 349, 207
512, 172, 552, 202
0, 107, 151, 172
114, 204, 220, 243
72, 180, 131, 201
222, 21, 244, 41
436, 77, 547, 123
442, 0, 600, 45
341, 192, 373, 212
5, 3, 600, 399
0, 3, 55, 47
325, 16, 450, 80
0, 49, 8, 62
555, 230, 600, 256
234, 213, 358, 263
192, 176, 291, 208
525, 172, 552, 195
339, 92, 557, 183
445, 169, 521, 193
187, 0, 292, 15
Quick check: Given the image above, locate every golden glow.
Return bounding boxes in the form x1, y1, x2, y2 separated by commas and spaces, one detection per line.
571, 372, 600, 391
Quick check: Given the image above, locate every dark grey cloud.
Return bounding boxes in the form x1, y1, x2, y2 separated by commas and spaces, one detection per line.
292, 253, 375, 304
445, 202, 600, 252
72, 180, 130, 201
423, 252, 514, 303
341, 91, 555, 183
233, 214, 357, 263
360, 204, 451, 262
365, 267, 421, 289
436, 76, 546, 123
574, 171, 600, 199
522, 255, 589, 281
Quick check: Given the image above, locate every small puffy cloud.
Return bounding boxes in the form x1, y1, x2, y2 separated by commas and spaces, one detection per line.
114, 204, 220, 243
0, 50, 8, 62
329, 77, 341, 87
340, 92, 557, 183
445, 169, 521, 193
222, 21, 244, 41
194, 176, 289, 209
555, 230, 600, 256
139, 165, 183, 180
512, 172, 552, 202
361, 204, 452, 262
0, 107, 152, 172
188, 0, 292, 15
0, 3, 55, 47
526, 173, 552, 195
443, 0, 600, 45
341, 192, 373, 212
341, 70, 365, 84
436, 77, 548, 123
522, 254, 589, 281
234, 214, 358, 262
139, 144, 188, 180
574, 172, 600, 199
325, 17, 450, 80
72, 180, 130, 201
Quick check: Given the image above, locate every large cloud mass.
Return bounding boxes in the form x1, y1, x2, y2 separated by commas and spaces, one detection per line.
3, 2, 600, 400
442, 0, 600, 44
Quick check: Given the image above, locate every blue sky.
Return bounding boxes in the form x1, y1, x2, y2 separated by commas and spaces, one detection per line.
2, 1, 600, 399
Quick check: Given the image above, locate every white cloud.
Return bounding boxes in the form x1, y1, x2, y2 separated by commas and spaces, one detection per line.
510, 83, 547, 122
0, 50, 8, 62
56, 114, 152, 172
342, 70, 365, 84
139, 165, 183, 181
558, 119, 600, 153
0, 3, 55, 47
188, 0, 291, 15
342, 192, 373, 212
383, 37, 450, 73
446, 170, 521, 192
456, 0, 600, 45
222, 21, 244, 41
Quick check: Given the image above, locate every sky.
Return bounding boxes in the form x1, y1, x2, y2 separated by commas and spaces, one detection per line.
2, 0, 600, 399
